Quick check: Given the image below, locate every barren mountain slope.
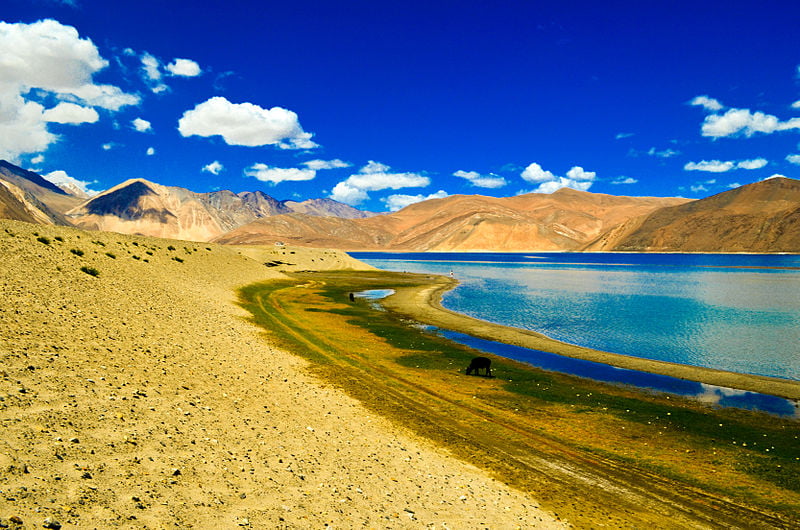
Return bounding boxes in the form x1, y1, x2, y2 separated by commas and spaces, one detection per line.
0, 161, 82, 224
584, 176, 800, 252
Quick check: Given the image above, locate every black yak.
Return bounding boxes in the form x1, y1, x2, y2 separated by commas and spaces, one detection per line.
466, 356, 492, 377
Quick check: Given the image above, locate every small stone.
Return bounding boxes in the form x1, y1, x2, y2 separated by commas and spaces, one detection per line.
9, 516, 23, 525
43, 517, 62, 529
81, 472, 92, 479
69, 437, 79, 443
172, 468, 181, 476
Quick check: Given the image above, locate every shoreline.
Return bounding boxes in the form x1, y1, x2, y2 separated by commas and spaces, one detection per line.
380, 275, 800, 401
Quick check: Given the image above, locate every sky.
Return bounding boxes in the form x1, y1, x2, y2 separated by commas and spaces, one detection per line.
2, 0, 800, 212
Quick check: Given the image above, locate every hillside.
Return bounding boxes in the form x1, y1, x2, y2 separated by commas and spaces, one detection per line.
0, 161, 81, 225
216, 189, 691, 251
584, 176, 800, 252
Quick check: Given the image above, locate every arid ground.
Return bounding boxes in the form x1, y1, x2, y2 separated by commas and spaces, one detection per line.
0, 220, 564, 528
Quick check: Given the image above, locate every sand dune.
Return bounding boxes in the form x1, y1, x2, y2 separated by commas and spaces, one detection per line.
0, 219, 564, 528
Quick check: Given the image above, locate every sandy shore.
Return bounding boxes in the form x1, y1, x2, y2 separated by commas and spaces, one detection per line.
0, 220, 565, 528
381, 275, 800, 401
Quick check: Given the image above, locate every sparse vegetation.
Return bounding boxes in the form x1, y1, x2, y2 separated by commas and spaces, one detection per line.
172, 256, 184, 263
80, 266, 100, 277
91, 240, 106, 247
36, 236, 51, 245
167, 245, 176, 251
105, 252, 116, 259
70, 248, 84, 256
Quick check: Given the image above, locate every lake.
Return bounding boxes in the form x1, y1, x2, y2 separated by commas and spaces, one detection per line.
350, 252, 800, 382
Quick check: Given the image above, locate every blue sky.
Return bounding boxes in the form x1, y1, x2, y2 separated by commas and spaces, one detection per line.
2, 1, 800, 212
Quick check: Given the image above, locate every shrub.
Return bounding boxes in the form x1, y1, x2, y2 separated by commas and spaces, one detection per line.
105, 252, 117, 259
37, 236, 51, 245
167, 245, 176, 251
70, 248, 84, 256
91, 240, 105, 247
54, 236, 64, 242
80, 266, 100, 277
172, 256, 184, 263
132, 255, 141, 260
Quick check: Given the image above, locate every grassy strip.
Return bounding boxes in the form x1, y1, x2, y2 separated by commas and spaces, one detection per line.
238, 271, 800, 525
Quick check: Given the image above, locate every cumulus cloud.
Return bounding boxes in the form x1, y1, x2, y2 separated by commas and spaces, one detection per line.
166, 58, 202, 77
787, 154, 800, 165
690, 95, 724, 112
0, 19, 139, 161
42, 102, 99, 124
383, 190, 449, 212
301, 159, 351, 170
701, 108, 800, 138
146, 147, 155, 156
140, 52, 168, 93
202, 160, 224, 175
102, 142, 114, 151
244, 163, 316, 184
792, 100, 800, 109
520, 162, 596, 193
453, 170, 507, 188
330, 161, 430, 206
43, 169, 99, 196
684, 158, 768, 172
178, 96, 317, 149
132, 118, 152, 132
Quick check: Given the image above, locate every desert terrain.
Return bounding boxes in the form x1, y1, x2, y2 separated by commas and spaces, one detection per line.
0, 219, 565, 528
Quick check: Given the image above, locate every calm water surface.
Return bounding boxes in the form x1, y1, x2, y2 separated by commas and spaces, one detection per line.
351, 252, 800, 382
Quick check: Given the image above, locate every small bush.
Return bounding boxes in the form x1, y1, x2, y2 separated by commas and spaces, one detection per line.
132, 255, 141, 260
70, 248, 84, 256
80, 266, 100, 277
172, 256, 184, 263
54, 236, 64, 242
105, 252, 116, 259
91, 240, 106, 247
145, 250, 153, 256
37, 236, 51, 245
167, 245, 176, 251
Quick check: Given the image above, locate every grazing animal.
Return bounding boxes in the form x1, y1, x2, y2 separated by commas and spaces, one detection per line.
466, 356, 492, 377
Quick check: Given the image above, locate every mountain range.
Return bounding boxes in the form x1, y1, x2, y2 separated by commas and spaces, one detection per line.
1, 159, 799, 252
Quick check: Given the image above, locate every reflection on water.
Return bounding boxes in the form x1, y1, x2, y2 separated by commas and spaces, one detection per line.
353, 253, 800, 381
436, 329, 799, 418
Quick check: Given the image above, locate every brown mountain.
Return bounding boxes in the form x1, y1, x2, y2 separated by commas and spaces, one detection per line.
66, 177, 372, 241
215, 188, 691, 251
0, 160, 82, 225
583, 176, 800, 253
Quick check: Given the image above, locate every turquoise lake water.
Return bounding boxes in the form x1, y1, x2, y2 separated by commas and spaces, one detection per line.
351, 252, 800, 382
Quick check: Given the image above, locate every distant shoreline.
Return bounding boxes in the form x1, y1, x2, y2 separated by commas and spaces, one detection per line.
380, 274, 800, 401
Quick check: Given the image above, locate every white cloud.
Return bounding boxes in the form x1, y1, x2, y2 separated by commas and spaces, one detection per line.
791, 100, 800, 109
690, 184, 708, 193
520, 162, 556, 183
647, 147, 680, 158
302, 159, 351, 170
30, 154, 45, 165
690, 95, 724, 112
0, 20, 139, 161
102, 142, 113, 151
329, 161, 430, 205
383, 190, 449, 212
615, 132, 634, 140
41, 102, 99, 124
244, 163, 316, 184
202, 160, 224, 175
736, 158, 767, 170
611, 176, 638, 185
178, 96, 317, 149
453, 170, 507, 188
765, 174, 786, 180
684, 160, 734, 172
684, 158, 768, 172
132, 118, 152, 132
146, 147, 155, 156
701, 108, 800, 138
141, 53, 161, 81
787, 154, 800, 165
520, 162, 596, 193
43, 169, 99, 196
166, 58, 201, 77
